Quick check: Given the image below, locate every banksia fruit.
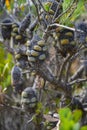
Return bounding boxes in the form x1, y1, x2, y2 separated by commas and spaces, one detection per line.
58, 28, 76, 57
26, 35, 48, 63
16, 56, 28, 69
11, 65, 25, 94
21, 87, 38, 110
19, 13, 31, 34
75, 21, 87, 46
1, 18, 12, 40
11, 65, 22, 86
11, 22, 27, 45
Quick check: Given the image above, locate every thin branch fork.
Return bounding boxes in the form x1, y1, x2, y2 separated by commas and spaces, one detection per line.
35, 63, 72, 97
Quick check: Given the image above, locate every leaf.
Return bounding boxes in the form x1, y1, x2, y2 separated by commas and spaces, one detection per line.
60, 120, 74, 130
63, 0, 72, 11
44, 2, 51, 12
73, 123, 80, 130
2, 63, 9, 76
70, 0, 86, 21
80, 126, 87, 130
36, 102, 43, 114
72, 109, 82, 122
59, 0, 86, 25
59, 108, 72, 121
0, 45, 5, 63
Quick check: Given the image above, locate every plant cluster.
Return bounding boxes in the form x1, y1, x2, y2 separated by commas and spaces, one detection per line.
0, 0, 87, 130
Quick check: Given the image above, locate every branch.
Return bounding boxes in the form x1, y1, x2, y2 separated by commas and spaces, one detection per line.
0, 3, 19, 24
49, 23, 83, 33
65, 52, 79, 82
34, 63, 72, 97
65, 60, 72, 83
37, 0, 47, 13
67, 78, 87, 86
29, 18, 38, 31
69, 65, 84, 81
52, 2, 60, 22
58, 55, 71, 81
31, 0, 40, 21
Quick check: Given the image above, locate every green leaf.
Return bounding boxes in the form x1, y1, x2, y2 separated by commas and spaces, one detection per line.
44, 2, 51, 12
80, 126, 87, 130
63, 0, 72, 11
60, 0, 86, 25
70, 0, 86, 22
2, 63, 9, 76
72, 110, 82, 122
73, 123, 80, 130
59, 108, 72, 121
60, 120, 74, 130
36, 102, 43, 114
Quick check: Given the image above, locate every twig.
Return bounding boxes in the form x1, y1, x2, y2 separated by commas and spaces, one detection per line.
52, 2, 61, 22
22, 70, 30, 74
43, 23, 83, 42
0, 3, 19, 24
32, 76, 39, 89
67, 78, 87, 86
65, 51, 79, 83
29, 18, 38, 31
48, 23, 84, 33
69, 65, 84, 81
31, 0, 40, 21
58, 55, 71, 81
35, 63, 72, 97
65, 61, 72, 83
0, 22, 14, 25
0, 40, 14, 55
0, 103, 24, 111
37, 0, 47, 13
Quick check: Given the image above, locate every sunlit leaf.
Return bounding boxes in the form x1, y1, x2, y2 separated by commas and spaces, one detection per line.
59, 108, 72, 121
63, 0, 71, 11
72, 109, 82, 122
73, 123, 80, 130
2, 63, 9, 76
59, 0, 86, 25
80, 126, 87, 130
44, 2, 51, 12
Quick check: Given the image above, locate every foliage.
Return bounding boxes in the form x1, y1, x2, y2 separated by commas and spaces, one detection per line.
59, 108, 82, 130
0, 44, 13, 89
60, 0, 86, 25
